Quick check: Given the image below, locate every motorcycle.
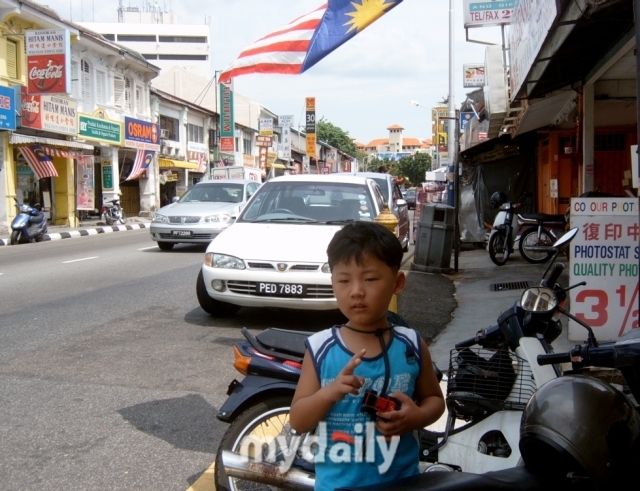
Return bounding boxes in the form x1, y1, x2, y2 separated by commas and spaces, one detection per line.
338, 244, 640, 491
488, 191, 566, 266
215, 231, 580, 490
101, 198, 127, 225
10, 197, 48, 245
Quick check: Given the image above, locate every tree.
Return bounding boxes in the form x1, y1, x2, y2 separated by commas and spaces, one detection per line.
389, 153, 432, 187
316, 120, 358, 157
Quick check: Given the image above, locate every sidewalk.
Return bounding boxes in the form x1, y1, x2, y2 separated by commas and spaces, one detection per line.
0, 216, 151, 246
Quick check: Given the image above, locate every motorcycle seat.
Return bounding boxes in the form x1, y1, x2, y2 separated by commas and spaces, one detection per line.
255, 328, 309, 358
518, 213, 566, 223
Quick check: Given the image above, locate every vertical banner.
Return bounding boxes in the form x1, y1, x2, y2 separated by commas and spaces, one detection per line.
279, 115, 294, 161
25, 29, 71, 95
219, 82, 235, 153
569, 197, 639, 341
76, 156, 95, 211
305, 97, 316, 158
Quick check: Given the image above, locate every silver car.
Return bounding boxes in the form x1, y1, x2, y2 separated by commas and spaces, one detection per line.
150, 179, 261, 250
340, 172, 410, 251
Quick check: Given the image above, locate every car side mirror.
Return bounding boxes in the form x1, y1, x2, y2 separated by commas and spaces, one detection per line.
396, 198, 407, 207
172, 196, 179, 203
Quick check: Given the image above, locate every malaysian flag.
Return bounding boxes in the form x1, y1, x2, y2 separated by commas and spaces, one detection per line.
218, 0, 403, 83
18, 145, 59, 180
126, 149, 155, 181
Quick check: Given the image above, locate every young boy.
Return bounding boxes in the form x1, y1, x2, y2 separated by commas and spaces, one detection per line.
290, 221, 445, 491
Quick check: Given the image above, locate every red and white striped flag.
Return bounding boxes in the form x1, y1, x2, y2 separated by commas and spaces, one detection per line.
18, 145, 59, 180
126, 150, 155, 181
218, 0, 403, 83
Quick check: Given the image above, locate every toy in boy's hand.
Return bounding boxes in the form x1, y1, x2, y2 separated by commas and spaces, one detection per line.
360, 390, 402, 421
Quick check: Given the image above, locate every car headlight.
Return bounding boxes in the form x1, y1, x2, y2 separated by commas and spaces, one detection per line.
321, 263, 331, 274
201, 214, 231, 224
152, 213, 169, 223
204, 253, 246, 269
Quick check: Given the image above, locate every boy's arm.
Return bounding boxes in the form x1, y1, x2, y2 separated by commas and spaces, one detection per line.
375, 337, 445, 436
290, 349, 366, 434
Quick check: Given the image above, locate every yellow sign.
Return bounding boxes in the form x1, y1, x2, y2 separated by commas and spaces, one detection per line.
306, 133, 316, 158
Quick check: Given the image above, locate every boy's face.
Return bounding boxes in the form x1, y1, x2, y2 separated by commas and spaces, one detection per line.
331, 253, 405, 329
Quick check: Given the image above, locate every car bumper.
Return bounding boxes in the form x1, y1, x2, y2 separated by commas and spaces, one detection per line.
150, 223, 228, 243
201, 265, 337, 310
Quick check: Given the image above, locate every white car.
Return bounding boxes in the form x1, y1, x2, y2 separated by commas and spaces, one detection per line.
150, 179, 261, 250
196, 174, 387, 316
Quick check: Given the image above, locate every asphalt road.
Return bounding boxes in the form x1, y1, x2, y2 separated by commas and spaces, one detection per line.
0, 230, 360, 490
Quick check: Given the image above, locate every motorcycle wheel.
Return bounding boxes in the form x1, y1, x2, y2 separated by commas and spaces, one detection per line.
105, 214, 115, 226
215, 395, 294, 491
488, 232, 510, 266
118, 210, 127, 225
10, 231, 20, 245
519, 229, 554, 264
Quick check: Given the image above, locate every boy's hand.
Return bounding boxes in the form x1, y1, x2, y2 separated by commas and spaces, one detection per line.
325, 349, 366, 402
375, 392, 421, 436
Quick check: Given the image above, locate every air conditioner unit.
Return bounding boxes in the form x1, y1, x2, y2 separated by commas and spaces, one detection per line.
160, 129, 169, 139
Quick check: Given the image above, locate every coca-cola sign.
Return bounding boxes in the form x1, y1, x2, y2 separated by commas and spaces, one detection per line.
25, 29, 71, 95
19, 85, 77, 135
21, 86, 41, 128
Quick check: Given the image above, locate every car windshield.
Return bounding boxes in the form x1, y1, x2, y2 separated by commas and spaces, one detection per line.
407, 190, 416, 197
371, 177, 389, 197
178, 184, 243, 203
239, 181, 377, 224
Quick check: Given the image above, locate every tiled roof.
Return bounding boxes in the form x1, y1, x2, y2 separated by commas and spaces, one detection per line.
365, 138, 389, 147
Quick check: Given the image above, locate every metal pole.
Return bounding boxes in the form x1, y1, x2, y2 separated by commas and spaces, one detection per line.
447, 0, 456, 161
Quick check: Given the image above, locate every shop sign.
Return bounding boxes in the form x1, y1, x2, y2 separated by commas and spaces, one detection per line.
278, 115, 294, 127
463, 0, 514, 27
281, 126, 291, 159
0, 85, 17, 130
463, 64, 485, 88
568, 198, 640, 341
102, 159, 113, 190
25, 29, 71, 95
124, 116, 160, 151
19, 86, 77, 135
306, 133, 316, 158
76, 156, 95, 211
220, 82, 235, 152
79, 110, 122, 144
259, 118, 273, 137
256, 136, 272, 147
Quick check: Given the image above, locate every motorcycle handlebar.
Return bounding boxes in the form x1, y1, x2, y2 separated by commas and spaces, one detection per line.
455, 336, 477, 349
542, 263, 565, 288
537, 352, 572, 365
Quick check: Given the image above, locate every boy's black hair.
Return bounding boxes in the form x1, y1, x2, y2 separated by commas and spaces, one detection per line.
327, 221, 403, 272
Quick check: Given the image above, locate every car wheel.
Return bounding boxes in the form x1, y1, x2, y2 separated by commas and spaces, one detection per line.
157, 241, 174, 251
196, 270, 241, 317
402, 228, 410, 252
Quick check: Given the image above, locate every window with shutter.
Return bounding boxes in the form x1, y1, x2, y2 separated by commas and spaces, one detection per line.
71, 61, 79, 97
96, 70, 106, 104
6, 39, 18, 79
81, 60, 91, 106
114, 75, 125, 108
135, 84, 142, 114
124, 77, 132, 113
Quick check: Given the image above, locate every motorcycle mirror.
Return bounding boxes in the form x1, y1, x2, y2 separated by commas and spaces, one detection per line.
521, 287, 558, 312
553, 227, 578, 249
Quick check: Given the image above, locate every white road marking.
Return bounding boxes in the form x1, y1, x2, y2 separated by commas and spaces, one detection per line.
62, 256, 99, 264
137, 246, 157, 251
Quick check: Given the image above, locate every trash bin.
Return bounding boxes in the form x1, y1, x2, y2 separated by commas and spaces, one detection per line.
411, 203, 455, 273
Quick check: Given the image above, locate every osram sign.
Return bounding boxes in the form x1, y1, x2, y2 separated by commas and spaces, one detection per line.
124, 116, 160, 151
25, 29, 71, 95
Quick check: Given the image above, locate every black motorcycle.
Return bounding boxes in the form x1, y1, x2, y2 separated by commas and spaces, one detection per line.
101, 198, 127, 225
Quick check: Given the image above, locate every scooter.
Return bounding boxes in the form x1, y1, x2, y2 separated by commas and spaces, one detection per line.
101, 198, 127, 225
215, 231, 579, 490
488, 191, 566, 266
338, 245, 640, 490
10, 197, 48, 245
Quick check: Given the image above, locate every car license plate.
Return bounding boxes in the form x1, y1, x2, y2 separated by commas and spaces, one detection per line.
256, 282, 306, 297
171, 230, 193, 236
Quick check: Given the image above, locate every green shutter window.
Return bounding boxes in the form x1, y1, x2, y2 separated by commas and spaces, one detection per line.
6, 39, 18, 79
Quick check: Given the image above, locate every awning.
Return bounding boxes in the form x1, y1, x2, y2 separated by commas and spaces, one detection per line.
9, 133, 95, 150
267, 162, 286, 169
159, 158, 199, 170
513, 90, 577, 137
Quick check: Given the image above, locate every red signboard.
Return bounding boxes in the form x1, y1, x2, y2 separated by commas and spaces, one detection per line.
28, 54, 68, 95
21, 88, 41, 128
220, 136, 235, 153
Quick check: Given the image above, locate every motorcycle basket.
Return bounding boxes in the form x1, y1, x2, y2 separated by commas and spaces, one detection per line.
446, 346, 535, 420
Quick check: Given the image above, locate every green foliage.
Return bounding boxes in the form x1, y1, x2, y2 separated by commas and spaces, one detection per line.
388, 153, 432, 187
316, 120, 358, 157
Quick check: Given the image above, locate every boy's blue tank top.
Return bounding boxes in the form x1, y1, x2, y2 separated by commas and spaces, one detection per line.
305, 325, 422, 491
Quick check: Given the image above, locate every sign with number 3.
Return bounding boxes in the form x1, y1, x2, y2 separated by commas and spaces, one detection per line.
569, 198, 639, 341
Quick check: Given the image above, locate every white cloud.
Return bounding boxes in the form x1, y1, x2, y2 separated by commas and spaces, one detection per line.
39, 0, 503, 144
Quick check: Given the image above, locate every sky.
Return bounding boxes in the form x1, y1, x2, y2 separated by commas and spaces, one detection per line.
41, 0, 504, 145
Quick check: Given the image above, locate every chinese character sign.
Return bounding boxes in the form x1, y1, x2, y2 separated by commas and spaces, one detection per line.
569, 198, 639, 341
25, 29, 71, 95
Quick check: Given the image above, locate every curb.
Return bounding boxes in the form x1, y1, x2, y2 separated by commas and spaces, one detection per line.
0, 223, 150, 246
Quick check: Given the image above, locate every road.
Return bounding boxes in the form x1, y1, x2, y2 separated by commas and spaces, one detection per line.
0, 229, 370, 490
